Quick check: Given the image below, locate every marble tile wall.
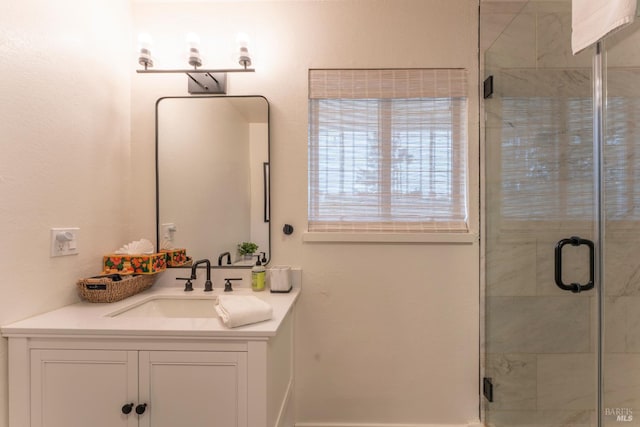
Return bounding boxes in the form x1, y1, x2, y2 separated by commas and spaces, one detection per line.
483, 1, 640, 426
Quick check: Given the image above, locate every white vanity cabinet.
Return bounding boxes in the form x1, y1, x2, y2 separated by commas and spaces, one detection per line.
30, 349, 138, 427
6, 304, 295, 427
29, 348, 247, 427
138, 350, 247, 427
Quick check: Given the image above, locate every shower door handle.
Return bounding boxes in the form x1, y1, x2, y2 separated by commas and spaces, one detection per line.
554, 236, 595, 293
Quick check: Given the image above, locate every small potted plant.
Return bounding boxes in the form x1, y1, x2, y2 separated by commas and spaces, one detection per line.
237, 241, 259, 261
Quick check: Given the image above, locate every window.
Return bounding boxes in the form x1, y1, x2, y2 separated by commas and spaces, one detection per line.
308, 69, 469, 233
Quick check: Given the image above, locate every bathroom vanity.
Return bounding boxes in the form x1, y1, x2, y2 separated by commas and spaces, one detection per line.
2, 282, 299, 427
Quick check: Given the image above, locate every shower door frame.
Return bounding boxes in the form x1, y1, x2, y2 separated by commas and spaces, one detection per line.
593, 40, 605, 427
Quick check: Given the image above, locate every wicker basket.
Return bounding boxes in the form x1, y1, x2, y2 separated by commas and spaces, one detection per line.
77, 274, 157, 303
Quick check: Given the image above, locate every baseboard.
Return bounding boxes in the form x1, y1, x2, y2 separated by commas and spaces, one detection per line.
275, 378, 294, 427
295, 422, 482, 427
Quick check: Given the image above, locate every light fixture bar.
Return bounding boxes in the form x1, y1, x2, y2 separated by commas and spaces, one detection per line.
136, 68, 254, 94
135, 31, 255, 94
136, 68, 255, 74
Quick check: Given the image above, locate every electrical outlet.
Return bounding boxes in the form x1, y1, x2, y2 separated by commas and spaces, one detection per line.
50, 228, 79, 257
161, 223, 176, 239
160, 223, 176, 249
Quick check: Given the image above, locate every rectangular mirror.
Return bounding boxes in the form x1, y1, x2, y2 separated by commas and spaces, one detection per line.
156, 96, 270, 267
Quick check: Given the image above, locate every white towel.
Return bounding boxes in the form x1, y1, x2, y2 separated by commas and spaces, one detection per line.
215, 295, 273, 328
572, 0, 638, 54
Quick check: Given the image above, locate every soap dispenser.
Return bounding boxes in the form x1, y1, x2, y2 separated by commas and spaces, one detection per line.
251, 256, 266, 292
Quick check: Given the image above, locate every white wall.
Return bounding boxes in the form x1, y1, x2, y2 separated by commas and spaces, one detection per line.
0, 1, 132, 426
131, 1, 480, 425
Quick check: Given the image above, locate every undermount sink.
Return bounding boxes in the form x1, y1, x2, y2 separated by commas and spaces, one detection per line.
108, 295, 218, 318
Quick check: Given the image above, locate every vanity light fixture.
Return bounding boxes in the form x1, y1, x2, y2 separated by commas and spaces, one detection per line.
237, 32, 252, 68
137, 33, 154, 69
186, 32, 203, 68
136, 32, 255, 95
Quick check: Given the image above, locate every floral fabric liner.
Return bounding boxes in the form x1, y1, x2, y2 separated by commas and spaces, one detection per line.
103, 253, 167, 275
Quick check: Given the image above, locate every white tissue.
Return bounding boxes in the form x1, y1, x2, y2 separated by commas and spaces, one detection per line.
114, 238, 155, 255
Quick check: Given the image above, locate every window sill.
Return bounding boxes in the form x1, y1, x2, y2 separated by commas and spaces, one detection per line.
302, 231, 478, 244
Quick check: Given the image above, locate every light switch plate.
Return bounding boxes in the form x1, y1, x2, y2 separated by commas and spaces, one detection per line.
50, 227, 80, 257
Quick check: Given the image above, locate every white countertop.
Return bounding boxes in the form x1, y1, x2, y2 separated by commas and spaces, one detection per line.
1, 279, 300, 340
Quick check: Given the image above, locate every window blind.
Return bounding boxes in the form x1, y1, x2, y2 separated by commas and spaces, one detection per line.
308, 69, 469, 233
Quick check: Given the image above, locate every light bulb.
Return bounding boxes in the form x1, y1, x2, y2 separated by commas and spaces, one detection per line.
236, 32, 251, 68
186, 32, 202, 68
186, 32, 201, 48
137, 33, 154, 69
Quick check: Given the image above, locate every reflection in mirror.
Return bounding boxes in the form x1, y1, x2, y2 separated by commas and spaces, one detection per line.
156, 96, 270, 268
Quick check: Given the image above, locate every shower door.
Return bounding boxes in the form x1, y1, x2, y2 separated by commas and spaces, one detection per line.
484, 1, 640, 426
483, 1, 597, 426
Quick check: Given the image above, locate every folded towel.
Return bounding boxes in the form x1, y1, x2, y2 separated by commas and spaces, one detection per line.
572, 0, 638, 54
215, 295, 273, 328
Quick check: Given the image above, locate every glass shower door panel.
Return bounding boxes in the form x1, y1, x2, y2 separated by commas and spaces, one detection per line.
483, 1, 596, 426
602, 18, 640, 427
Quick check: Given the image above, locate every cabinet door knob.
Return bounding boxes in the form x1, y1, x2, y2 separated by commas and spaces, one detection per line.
135, 403, 147, 415
121, 403, 134, 414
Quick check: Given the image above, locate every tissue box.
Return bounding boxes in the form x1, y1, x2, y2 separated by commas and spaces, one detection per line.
160, 248, 188, 267
103, 253, 167, 275
268, 266, 292, 293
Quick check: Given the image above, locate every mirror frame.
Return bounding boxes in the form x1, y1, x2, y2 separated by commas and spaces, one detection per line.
154, 95, 271, 268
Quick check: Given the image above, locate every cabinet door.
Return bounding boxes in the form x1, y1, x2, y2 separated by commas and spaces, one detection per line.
30, 349, 138, 427
138, 351, 248, 427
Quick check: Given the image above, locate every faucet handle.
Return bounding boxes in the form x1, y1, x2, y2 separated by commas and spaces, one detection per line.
224, 278, 242, 292
176, 277, 194, 292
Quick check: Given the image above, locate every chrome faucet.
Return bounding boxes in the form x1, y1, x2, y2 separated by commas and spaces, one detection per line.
218, 251, 232, 266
